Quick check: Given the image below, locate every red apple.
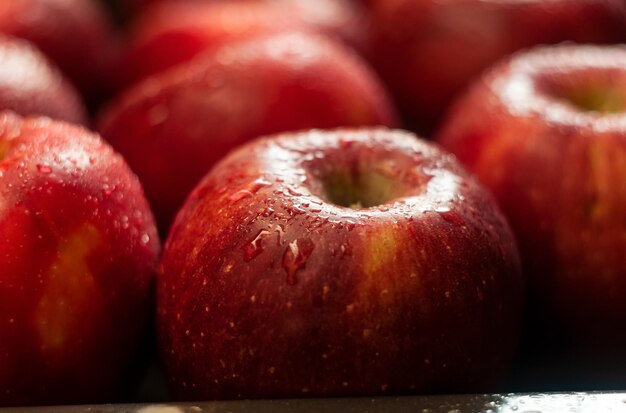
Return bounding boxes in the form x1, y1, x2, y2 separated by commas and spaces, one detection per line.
98, 31, 397, 232
158, 128, 524, 400
0, 112, 160, 406
122, 0, 366, 86
0, 35, 86, 124
0, 0, 122, 105
368, 0, 626, 133
436, 44, 626, 345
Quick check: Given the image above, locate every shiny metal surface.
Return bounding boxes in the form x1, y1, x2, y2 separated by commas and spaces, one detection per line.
3, 393, 626, 413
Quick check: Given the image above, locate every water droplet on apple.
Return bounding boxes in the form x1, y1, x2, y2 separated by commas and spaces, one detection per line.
340, 242, 352, 257
227, 178, 271, 202
274, 225, 285, 246
140, 233, 150, 245
440, 211, 464, 226
228, 189, 254, 203
249, 178, 272, 193
289, 204, 306, 215
36, 164, 52, 174
285, 186, 302, 196
282, 238, 315, 285
102, 184, 113, 197
243, 229, 271, 262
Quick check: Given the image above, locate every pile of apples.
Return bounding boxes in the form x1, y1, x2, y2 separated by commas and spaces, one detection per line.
1, 0, 626, 406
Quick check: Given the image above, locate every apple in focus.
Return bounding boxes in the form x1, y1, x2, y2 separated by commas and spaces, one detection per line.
0, 34, 86, 124
98, 31, 397, 232
122, 0, 366, 86
0, 112, 160, 406
437, 44, 626, 348
368, 0, 626, 133
158, 128, 524, 400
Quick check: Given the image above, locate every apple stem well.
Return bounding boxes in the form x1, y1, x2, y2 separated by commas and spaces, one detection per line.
320, 169, 402, 209
536, 68, 626, 114
303, 147, 429, 210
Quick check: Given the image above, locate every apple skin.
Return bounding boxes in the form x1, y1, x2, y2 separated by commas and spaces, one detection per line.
436, 45, 626, 348
0, 112, 160, 406
98, 32, 398, 233
0, 35, 86, 125
122, 0, 366, 86
0, 0, 122, 105
158, 128, 524, 400
368, 0, 626, 133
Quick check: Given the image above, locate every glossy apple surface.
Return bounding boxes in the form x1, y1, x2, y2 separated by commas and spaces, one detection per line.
369, 0, 626, 133
0, 35, 86, 124
0, 112, 160, 406
0, 0, 122, 105
158, 128, 523, 400
123, 0, 365, 86
99, 32, 397, 232
437, 45, 626, 347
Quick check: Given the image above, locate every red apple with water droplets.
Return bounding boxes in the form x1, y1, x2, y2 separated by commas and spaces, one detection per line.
368, 0, 626, 133
122, 0, 366, 86
98, 31, 397, 233
437, 45, 626, 354
158, 128, 523, 400
0, 35, 86, 124
0, 112, 160, 406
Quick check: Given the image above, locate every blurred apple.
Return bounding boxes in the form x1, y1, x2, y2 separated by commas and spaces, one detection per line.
158, 128, 524, 400
0, 112, 160, 406
122, 0, 366, 86
437, 44, 626, 349
0, 0, 123, 106
369, 0, 626, 133
0, 34, 86, 124
99, 32, 397, 232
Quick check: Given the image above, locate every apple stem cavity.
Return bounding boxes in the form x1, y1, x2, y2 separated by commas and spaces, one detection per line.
316, 164, 410, 209
567, 90, 624, 114
537, 67, 626, 115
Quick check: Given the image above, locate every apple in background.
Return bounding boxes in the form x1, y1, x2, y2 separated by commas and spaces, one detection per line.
368, 0, 626, 134
122, 0, 366, 86
158, 128, 524, 400
437, 45, 626, 368
0, 0, 122, 106
0, 35, 86, 125
0, 112, 160, 406
98, 31, 397, 233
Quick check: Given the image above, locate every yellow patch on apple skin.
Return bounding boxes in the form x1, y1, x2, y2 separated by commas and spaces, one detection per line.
0, 140, 9, 161
35, 224, 102, 351
587, 140, 626, 220
353, 226, 424, 340
363, 226, 400, 278
357, 225, 411, 314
